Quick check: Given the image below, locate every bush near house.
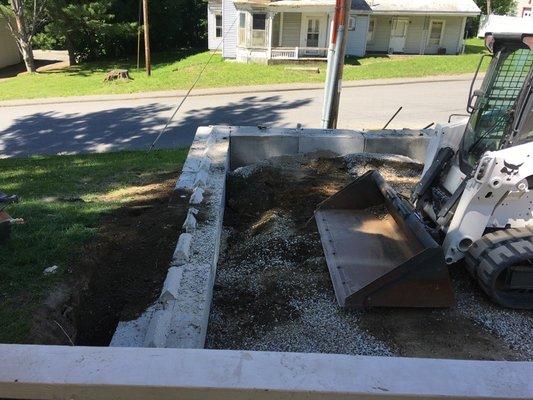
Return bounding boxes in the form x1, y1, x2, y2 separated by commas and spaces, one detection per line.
0, 38, 488, 101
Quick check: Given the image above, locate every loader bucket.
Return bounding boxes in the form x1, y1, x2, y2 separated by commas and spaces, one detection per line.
315, 170, 454, 308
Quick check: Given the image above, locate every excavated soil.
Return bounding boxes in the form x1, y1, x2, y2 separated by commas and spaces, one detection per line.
206, 154, 533, 360
28, 174, 186, 346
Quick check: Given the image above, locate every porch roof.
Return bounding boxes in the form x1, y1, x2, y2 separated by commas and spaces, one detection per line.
352, 0, 480, 16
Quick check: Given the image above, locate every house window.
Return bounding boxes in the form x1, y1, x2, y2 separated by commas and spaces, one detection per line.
251, 13, 267, 47
306, 19, 320, 47
215, 14, 222, 38
348, 16, 356, 31
367, 18, 375, 42
523, 7, 532, 17
428, 20, 444, 46
238, 12, 246, 45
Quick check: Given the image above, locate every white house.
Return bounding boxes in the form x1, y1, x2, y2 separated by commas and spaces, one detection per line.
207, 0, 480, 63
516, 0, 533, 18
0, 15, 22, 69
478, 14, 533, 38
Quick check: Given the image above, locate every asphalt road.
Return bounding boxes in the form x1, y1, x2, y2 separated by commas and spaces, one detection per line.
0, 77, 476, 157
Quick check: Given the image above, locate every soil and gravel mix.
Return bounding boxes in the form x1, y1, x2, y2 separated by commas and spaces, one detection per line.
28, 175, 187, 346
206, 153, 533, 361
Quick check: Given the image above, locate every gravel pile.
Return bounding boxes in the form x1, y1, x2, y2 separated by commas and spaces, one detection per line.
206, 153, 532, 360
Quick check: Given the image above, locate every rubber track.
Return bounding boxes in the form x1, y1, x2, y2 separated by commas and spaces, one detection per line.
465, 227, 533, 307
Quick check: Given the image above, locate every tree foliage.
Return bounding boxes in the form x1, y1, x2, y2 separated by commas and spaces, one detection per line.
474, 0, 517, 15
31, 0, 207, 62
33, 0, 136, 63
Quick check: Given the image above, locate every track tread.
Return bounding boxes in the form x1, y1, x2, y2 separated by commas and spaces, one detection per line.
466, 228, 533, 309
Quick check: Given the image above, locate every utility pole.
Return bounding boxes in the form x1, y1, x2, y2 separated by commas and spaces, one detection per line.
142, 0, 152, 76
137, 0, 142, 69
321, 0, 351, 129
486, 0, 492, 15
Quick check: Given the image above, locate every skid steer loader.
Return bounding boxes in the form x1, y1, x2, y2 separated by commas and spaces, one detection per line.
315, 32, 533, 309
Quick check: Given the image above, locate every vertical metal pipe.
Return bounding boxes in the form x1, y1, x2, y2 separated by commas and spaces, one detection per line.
322, 27, 344, 129
321, 0, 351, 129
327, 0, 352, 129
321, 19, 336, 128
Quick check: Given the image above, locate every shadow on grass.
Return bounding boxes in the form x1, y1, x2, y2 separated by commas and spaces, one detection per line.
345, 54, 391, 66
0, 60, 63, 79
0, 94, 312, 157
51, 49, 207, 77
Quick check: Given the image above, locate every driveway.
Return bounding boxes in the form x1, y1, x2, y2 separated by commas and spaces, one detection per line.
0, 75, 477, 157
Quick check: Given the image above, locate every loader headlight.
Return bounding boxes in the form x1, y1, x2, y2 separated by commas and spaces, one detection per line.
475, 157, 492, 182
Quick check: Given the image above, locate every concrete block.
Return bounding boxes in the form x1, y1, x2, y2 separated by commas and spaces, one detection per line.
299, 134, 364, 156
364, 130, 430, 163
175, 171, 196, 191
189, 187, 204, 205
194, 170, 209, 188
159, 267, 184, 302
182, 156, 202, 173
143, 306, 174, 348
199, 157, 212, 172
230, 136, 299, 169
173, 233, 192, 265
182, 208, 198, 232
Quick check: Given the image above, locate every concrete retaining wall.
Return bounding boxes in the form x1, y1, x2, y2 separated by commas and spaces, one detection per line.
229, 126, 432, 169
111, 125, 432, 349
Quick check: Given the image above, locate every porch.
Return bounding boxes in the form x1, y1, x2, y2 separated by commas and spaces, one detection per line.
234, 9, 332, 62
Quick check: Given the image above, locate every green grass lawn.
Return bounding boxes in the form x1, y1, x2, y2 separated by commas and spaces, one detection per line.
0, 38, 488, 101
0, 149, 187, 343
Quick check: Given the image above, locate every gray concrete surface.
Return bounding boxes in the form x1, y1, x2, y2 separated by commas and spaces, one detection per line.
0, 76, 477, 157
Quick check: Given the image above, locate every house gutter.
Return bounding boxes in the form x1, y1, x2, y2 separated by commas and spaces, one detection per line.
371, 11, 480, 17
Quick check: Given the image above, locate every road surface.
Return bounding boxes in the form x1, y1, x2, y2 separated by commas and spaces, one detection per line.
0, 77, 476, 157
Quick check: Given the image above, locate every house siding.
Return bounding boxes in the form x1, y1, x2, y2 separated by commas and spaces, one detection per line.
366, 15, 465, 54
347, 14, 369, 57
280, 12, 301, 47
0, 16, 21, 69
208, 1, 223, 51
222, 0, 238, 58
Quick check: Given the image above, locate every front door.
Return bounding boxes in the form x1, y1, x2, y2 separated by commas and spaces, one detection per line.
389, 18, 409, 53
301, 15, 326, 49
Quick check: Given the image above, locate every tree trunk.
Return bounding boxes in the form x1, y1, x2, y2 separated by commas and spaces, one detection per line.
11, 0, 36, 73
66, 38, 76, 65
19, 39, 35, 73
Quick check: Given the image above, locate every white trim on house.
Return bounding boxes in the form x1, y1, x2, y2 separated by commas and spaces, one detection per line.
427, 19, 447, 49
208, 1, 223, 51
299, 13, 328, 48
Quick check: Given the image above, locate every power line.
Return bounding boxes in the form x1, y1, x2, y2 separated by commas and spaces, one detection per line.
148, 15, 238, 151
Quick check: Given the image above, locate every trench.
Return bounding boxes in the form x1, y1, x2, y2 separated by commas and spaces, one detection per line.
28, 176, 187, 346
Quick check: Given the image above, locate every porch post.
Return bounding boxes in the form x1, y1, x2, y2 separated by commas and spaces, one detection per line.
279, 12, 284, 46
267, 12, 274, 60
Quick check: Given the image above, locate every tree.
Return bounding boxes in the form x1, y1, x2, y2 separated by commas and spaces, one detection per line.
33, 0, 136, 64
0, 0, 46, 73
474, 0, 517, 15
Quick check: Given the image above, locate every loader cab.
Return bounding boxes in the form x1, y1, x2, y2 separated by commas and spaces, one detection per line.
459, 34, 533, 173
